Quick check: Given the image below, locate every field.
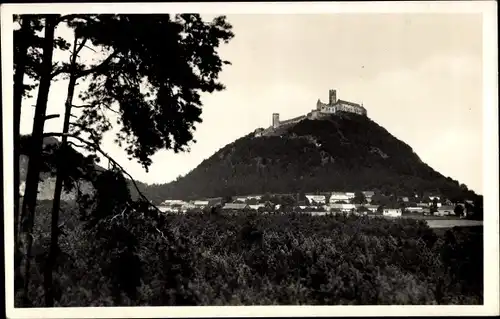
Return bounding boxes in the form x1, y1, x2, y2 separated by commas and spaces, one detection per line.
425, 219, 483, 228
401, 213, 461, 220
310, 211, 482, 229
20, 202, 483, 306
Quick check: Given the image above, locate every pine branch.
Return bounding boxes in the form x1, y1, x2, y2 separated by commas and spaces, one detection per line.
76, 50, 118, 79
71, 104, 93, 109
50, 65, 66, 79
42, 132, 162, 215
110, 206, 128, 221
56, 14, 85, 24
43, 114, 60, 121
56, 135, 169, 240
75, 37, 88, 55
83, 44, 97, 53
68, 122, 100, 142
51, 40, 105, 79
102, 105, 120, 115
67, 141, 86, 149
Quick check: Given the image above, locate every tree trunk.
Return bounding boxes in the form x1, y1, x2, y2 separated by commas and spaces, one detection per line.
13, 15, 32, 293
44, 32, 80, 307
19, 15, 58, 306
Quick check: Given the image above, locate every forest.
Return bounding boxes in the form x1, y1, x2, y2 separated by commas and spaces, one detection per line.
23, 199, 483, 306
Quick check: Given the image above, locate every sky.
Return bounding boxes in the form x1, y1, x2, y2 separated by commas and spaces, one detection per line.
19, 13, 484, 194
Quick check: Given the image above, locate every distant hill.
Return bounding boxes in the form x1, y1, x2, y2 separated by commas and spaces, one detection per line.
19, 136, 99, 201
141, 112, 479, 202
18, 135, 151, 202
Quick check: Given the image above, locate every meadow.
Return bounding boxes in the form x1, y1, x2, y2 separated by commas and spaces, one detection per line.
18, 201, 483, 306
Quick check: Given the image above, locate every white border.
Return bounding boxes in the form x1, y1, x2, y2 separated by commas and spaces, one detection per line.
2, 2, 498, 318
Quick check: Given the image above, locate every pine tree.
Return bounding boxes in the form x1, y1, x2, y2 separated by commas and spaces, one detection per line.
15, 14, 234, 306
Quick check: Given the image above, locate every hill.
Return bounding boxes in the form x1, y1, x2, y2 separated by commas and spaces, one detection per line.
143, 112, 479, 202
19, 136, 101, 201
18, 135, 154, 203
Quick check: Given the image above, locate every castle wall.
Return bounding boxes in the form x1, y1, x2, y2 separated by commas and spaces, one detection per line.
257, 126, 275, 137
320, 105, 336, 113
279, 115, 306, 126
257, 90, 367, 138
317, 100, 329, 111
336, 102, 366, 116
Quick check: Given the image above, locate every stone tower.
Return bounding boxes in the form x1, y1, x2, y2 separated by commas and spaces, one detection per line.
329, 89, 337, 105
272, 113, 280, 128
316, 99, 322, 111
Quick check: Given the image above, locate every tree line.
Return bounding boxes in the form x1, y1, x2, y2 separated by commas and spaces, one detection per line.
23, 206, 484, 305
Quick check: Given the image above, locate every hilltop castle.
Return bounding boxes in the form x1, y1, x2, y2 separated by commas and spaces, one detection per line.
255, 89, 367, 137
314, 89, 367, 117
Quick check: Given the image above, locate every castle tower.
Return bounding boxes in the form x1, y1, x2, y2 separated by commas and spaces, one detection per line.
329, 89, 337, 105
272, 113, 280, 128
316, 99, 322, 111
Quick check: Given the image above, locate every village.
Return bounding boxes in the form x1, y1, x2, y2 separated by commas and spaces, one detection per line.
158, 190, 474, 219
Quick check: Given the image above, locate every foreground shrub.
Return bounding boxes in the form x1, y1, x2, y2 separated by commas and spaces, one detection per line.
18, 209, 483, 306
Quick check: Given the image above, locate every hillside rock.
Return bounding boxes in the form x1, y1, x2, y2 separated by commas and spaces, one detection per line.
18, 136, 97, 201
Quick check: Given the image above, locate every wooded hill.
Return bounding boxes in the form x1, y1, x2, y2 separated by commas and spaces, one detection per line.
137, 112, 479, 203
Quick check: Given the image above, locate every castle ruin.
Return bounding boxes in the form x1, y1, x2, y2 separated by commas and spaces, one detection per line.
312, 89, 367, 119
255, 89, 367, 137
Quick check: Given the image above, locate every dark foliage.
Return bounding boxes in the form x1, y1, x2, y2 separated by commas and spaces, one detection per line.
19, 205, 483, 306
19, 134, 102, 193
70, 14, 234, 170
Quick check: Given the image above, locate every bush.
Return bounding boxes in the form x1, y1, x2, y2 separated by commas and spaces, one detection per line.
18, 208, 483, 306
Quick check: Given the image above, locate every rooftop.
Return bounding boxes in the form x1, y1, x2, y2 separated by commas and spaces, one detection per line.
223, 203, 249, 210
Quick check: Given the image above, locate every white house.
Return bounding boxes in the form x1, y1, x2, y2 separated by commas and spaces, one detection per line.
345, 192, 355, 200
383, 208, 402, 217
235, 195, 263, 202
161, 199, 187, 206
193, 200, 210, 208
435, 205, 455, 216
222, 203, 250, 210
249, 204, 265, 211
330, 203, 356, 212
364, 204, 379, 213
405, 206, 424, 213
305, 194, 327, 205
181, 203, 197, 211
247, 195, 263, 200
158, 205, 178, 213
329, 192, 350, 203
